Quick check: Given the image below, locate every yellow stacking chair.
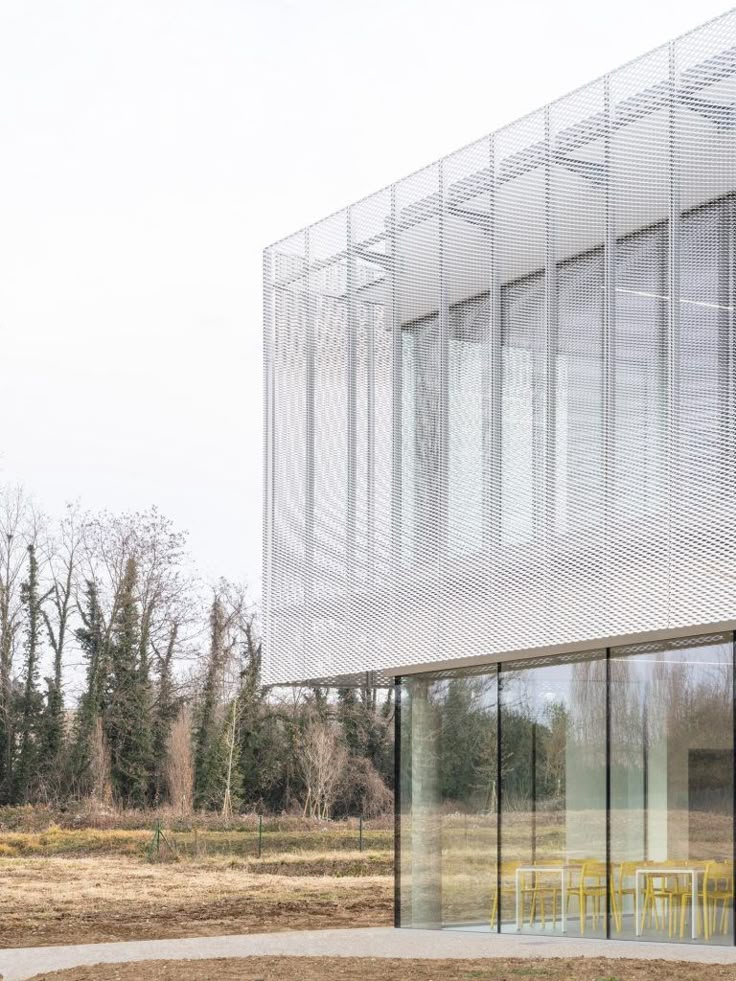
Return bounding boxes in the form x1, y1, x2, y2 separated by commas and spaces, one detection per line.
489, 862, 527, 929
610, 861, 641, 934
571, 860, 609, 934
699, 860, 733, 940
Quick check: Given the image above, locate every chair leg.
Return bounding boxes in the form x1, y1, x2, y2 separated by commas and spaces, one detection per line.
610, 888, 621, 934
641, 891, 649, 933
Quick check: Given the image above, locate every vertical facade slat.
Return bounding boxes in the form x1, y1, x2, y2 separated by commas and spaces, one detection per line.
390, 186, 401, 574
304, 228, 315, 672
346, 209, 357, 659
304, 229, 315, 622
262, 247, 275, 664
485, 135, 502, 552
367, 250, 376, 589
603, 77, 616, 552
543, 106, 558, 543
719, 198, 736, 489
438, 159, 450, 585
667, 40, 681, 622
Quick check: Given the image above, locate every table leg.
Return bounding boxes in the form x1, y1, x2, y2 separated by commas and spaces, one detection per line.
691, 872, 697, 940
561, 870, 567, 934
635, 872, 641, 936
516, 869, 520, 932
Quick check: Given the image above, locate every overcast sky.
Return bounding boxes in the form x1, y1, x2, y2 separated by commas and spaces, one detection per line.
0, 0, 730, 599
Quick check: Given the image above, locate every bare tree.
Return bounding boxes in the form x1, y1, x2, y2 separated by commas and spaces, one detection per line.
296, 720, 347, 820
166, 706, 194, 816
77, 507, 195, 804
41, 503, 83, 690
221, 697, 241, 822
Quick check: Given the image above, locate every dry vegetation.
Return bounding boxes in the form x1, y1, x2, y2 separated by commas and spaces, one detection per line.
27, 958, 736, 981
0, 852, 392, 948
0, 809, 393, 948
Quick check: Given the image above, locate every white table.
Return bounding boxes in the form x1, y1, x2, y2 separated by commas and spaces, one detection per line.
634, 867, 701, 939
515, 865, 570, 933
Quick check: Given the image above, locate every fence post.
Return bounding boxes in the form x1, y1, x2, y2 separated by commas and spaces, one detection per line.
257, 814, 263, 858
359, 814, 363, 853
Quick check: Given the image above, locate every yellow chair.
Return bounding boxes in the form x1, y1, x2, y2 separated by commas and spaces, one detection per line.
489, 862, 531, 929
528, 864, 566, 929
572, 860, 609, 934
610, 861, 641, 934
490, 861, 562, 930
697, 860, 733, 940
640, 861, 700, 939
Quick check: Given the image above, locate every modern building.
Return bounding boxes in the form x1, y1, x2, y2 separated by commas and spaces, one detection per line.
263, 10, 736, 945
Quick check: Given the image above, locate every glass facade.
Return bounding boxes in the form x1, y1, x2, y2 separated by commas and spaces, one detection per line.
399, 634, 735, 944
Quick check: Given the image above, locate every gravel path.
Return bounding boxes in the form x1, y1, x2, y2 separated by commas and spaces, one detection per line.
2, 927, 736, 980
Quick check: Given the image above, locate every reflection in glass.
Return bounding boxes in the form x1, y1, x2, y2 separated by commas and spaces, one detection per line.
610, 635, 734, 944
499, 653, 607, 937
399, 670, 498, 929
399, 636, 735, 945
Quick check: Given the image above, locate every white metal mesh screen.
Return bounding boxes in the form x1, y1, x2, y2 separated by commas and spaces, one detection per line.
263, 11, 736, 687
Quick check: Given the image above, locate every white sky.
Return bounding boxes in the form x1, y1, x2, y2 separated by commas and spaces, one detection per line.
0, 0, 730, 600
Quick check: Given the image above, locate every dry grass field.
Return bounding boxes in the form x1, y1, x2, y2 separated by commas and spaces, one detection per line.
1, 805, 730, 958
0, 851, 392, 948
0, 811, 394, 948
26, 957, 736, 981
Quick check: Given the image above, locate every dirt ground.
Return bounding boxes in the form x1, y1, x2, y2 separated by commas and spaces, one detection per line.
0, 855, 392, 948
26, 957, 736, 981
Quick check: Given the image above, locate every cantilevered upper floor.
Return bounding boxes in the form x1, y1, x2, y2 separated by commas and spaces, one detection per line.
263, 10, 736, 687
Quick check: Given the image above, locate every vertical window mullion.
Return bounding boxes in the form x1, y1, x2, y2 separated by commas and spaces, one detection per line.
496, 662, 502, 933
394, 678, 402, 928
605, 646, 612, 940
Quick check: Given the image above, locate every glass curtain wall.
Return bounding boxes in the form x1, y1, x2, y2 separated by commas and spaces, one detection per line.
398, 669, 498, 929
498, 653, 607, 937
610, 635, 733, 944
399, 635, 735, 944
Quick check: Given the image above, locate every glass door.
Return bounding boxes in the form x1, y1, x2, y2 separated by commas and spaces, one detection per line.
499, 652, 607, 937
609, 635, 734, 944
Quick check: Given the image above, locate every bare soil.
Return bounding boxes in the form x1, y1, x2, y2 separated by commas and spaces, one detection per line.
26, 957, 736, 981
0, 856, 392, 948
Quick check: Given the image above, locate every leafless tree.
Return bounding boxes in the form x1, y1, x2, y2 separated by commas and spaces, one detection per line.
221, 697, 240, 822
166, 706, 194, 816
296, 720, 347, 820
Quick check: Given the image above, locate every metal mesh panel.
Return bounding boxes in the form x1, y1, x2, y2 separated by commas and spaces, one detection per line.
263, 11, 736, 687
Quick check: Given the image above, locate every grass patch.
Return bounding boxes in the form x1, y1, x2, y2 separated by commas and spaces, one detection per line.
0, 826, 393, 861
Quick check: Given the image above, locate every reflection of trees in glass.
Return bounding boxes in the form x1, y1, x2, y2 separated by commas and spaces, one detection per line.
610, 641, 733, 862
542, 701, 568, 799
435, 675, 497, 812
569, 657, 606, 768
612, 644, 732, 764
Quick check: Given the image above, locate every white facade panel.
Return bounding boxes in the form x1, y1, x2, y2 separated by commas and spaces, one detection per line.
263, 11, 736, 686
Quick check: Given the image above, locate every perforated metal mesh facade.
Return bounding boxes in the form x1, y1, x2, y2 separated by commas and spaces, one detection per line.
263, 11, 736, 687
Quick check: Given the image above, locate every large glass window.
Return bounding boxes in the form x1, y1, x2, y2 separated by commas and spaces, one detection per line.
610, 634, 734, 944
399, 670, 498, 929
498, 653, 607, 937
399, 635, 736, 944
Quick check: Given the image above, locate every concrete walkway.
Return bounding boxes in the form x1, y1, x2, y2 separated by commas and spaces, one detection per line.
2, 928, 736, 980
